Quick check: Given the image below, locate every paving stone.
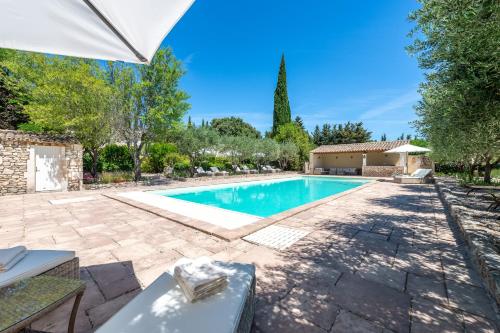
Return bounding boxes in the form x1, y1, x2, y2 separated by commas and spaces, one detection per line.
330, 310, 388, 333
87, 289, 141, 329
410, 298, 464, 333
463, 313, 497, 333
86, 261, 141, 300
356, 260, 406, 291
443, 263, 482, 287
280, 287, 340, 330
331, 273, 411, 332
253, 303, 327, 333
407, 273, 448, 305
446, 280, 497, 320
394, 250, 443, 280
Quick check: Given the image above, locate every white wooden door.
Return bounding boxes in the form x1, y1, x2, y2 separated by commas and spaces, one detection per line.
35, 146, 66, 192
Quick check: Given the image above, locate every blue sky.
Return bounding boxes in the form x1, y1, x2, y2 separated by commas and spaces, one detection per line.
163, 0, 422, 140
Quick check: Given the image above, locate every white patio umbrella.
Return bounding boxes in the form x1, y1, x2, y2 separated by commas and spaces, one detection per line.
385, 144, 431, 174
0, 0, 194, 64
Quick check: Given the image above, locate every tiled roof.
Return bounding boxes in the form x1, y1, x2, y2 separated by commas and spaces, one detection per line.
310, 140, 410, 154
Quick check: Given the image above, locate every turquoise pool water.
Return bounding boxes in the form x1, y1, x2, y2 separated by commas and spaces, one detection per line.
156, 176, 368, 218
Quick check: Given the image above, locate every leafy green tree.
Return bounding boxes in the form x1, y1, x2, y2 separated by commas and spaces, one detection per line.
409, 0, 500, 182
143, 142, 177, 173
313, 121, 372, 145
5, 53, 114, 176
210, 116, 261, 138
321, 124, 332, 145
277, 141, 299, 170
274, 122, 313, 169
272, 54, 291, 135
312, 125, 321, 145
110, 48, 190, 180
294, 116, 305, 131
0, 50, 29, 129
174, 126, 219, 174
380, 133, 387, 141
255, 138, 280, 166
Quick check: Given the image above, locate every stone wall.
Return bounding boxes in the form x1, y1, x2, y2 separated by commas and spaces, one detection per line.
362, 166, 403, 177
0, 130, 83, 196
0, 139, 30, 195
435, 178, 500, 306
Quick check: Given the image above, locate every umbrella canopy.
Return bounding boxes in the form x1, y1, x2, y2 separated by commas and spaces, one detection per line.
385, 144, 431, 154
0, 0, 194, 64
385, 144, 430, 174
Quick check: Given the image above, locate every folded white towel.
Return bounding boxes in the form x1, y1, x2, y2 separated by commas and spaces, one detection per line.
173, 257, 228, 302
0, 246, 27, 272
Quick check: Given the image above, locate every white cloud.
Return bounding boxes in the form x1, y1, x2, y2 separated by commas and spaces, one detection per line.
359, 90, 420, 120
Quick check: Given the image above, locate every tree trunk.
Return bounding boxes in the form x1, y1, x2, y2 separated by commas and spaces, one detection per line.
91, 148, 99, 178
133, 149, 141, 181
484, 158, 492, 184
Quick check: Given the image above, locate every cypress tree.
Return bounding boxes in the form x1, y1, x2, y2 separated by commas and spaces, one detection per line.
272, 54, 291, 135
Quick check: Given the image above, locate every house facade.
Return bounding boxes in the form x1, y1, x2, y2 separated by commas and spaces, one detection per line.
309, 140, 432, 177
0, 130, 83, 196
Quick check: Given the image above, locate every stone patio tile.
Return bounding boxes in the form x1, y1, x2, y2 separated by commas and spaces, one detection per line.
463, 313, 497, 333
86, 261, 141, 300
330, 310, 389, 333
253, 303, 327, 333
331, 273, 411, 332
110, 242, 158, 262
355, 260, 406, 291
446, 280, 497, 320
410, 298, 463, 333
394, 250, 443, 280
129, 249, 182, 272
280, 287, 340, 330
407, 273, 448, 305
79, 268, 106, 310
443, 263, 482, 287
87, 289, 141, 329
174, 244, 214, 258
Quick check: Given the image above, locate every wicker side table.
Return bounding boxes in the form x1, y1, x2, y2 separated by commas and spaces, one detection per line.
0, 276, 86, 333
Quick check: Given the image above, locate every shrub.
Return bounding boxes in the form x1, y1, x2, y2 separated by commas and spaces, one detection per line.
145, 143, 177, 173
200, 156, 231, 171
101, 144, 133, 172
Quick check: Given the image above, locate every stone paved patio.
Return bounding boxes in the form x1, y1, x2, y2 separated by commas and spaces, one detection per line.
0, 176, 498, 332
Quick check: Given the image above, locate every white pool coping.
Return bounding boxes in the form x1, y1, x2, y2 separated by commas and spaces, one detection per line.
117, 191, 262, 230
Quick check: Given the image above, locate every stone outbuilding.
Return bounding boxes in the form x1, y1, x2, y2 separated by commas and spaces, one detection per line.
0, 130, 83, 196
309, 140, 433, 177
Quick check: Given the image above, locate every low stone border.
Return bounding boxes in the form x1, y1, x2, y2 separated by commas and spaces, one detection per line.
435, 178, 500, 306
104, 177, 375, 241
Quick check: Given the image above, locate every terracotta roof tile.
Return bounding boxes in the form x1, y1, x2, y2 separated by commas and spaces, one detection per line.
310, 140, 409, 154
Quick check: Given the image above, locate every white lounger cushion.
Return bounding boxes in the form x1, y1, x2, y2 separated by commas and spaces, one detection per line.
96, 261, 255, 333
395, 168, 432, 179
0, 250, 75, 288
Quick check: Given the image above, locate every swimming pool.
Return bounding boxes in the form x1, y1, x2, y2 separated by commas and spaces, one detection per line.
155, 176, 368, 218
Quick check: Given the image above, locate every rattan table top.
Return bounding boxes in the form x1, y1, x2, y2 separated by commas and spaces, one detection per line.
0, 276, 85, 333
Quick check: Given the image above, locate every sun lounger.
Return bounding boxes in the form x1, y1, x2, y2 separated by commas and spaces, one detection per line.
242, 165, 257, 174
233, 165, 250, 175
210, 167, 229, 176
0, 249, 78, 288
96, 260, 256, 333
265, 165, 281, 173
261, 165, 273, 173
194, 167, 213, 177
393, 168, 433, 184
